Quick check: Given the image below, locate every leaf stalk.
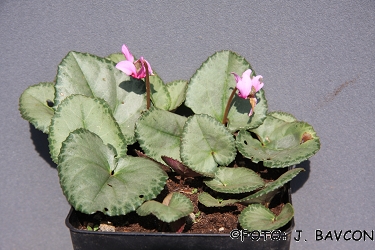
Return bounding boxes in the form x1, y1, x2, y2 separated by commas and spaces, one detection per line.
222, 87, 237, 125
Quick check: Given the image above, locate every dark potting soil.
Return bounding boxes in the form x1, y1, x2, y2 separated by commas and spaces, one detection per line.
74, 157, 289, 234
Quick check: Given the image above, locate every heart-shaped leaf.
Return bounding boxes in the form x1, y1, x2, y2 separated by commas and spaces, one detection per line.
239, 203, 294, 231
198, 192, 238, 207
48, 95, 126, 163
166, 80, 188, 111
236, 114, 320, 168
204, 167, 264, 193
149, 76, 188, 111
19, 82, 55, 133
136, 192, 193, 223
199, 188, 281, 207
149, 74, 171, 110
185, 50, 267, 131
135, 107, 187, 163
58, 129, 168, 216
54, 51, 146, 144
180, 114, 236, 176
241, 168, 304, 203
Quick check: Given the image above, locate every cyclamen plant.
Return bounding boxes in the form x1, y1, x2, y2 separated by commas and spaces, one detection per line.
19, 44, 320, 232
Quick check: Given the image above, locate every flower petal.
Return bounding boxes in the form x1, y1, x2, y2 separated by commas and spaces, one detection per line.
232, 69, 263, 116
252, 75, 264, 92
241, 69, 252, 79
132, 57, 146, 79
116, 60, 137, 76
236, 70, 253, 99
144, 59, 154, 75
121, 44, 134, 62
231, 72, 241, 83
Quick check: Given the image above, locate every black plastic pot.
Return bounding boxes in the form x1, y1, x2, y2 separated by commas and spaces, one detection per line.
66, 186, 294, 250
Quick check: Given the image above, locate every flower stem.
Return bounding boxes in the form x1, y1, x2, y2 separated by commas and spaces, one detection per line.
145, 66, 151, 109
222, 87, 237, 125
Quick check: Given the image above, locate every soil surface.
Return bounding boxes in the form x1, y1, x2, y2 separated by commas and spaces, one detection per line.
74, 156, 289, 234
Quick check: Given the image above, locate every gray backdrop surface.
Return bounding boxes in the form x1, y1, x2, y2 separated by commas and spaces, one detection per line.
1, 1, 374, 249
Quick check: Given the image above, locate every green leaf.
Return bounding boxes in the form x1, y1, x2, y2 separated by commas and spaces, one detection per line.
228, 89, 268, 131
240, 189, 281, 205
135, 107, 187, 163
19, 82, 55, 133
236, 115, 320, 168
204, 167, 265, 193
240, 168, 304, 203
48, 95, 126, 163
180, 114, 236, 176
148, 76, 187, 111
58, 129, 168, 216
198, 192, 238, 207
136, 192, 193, 223
268, 111, 297, 122
185, 50, 267, 131
239, 203, 294, 231
165, 80, 188, 111
54, 51, 146, 144
149, 74, 171, 110
106, 53, 125, 63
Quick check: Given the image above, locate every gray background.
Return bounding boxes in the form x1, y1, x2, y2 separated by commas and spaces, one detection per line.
1, 1, 374, 249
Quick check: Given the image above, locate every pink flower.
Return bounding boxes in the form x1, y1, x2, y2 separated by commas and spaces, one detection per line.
115, 44, 153, 79
231, 69, 264, 116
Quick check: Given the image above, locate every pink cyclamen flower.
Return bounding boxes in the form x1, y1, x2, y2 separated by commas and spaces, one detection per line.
231, 69, 264, 116
115, 44, 153, 79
